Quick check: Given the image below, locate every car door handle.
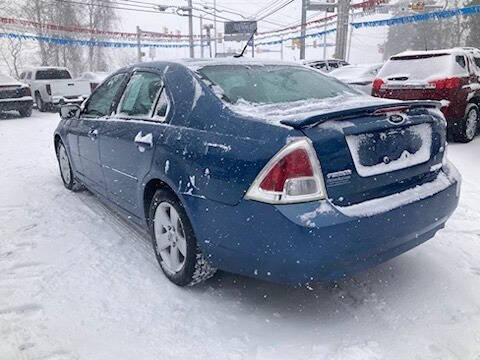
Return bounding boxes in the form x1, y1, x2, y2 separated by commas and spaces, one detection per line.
134, 131, 153, 148
88, 129, 98, 140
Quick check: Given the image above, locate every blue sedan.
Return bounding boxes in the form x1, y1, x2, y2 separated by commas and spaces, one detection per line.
54, 59, 461, 286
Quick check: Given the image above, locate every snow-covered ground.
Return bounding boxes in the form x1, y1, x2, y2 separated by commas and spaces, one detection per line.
1, 110, 480, 360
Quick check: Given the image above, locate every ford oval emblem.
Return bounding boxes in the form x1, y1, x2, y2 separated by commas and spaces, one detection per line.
388, 114, 405, 125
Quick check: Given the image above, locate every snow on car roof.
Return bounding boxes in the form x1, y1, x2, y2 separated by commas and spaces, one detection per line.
393, 48, 469, 58
0, 73, 21, 86
180, 58, 304, 70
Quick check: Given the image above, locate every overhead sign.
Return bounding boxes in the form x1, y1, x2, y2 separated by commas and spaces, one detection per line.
224, 21, 257, 35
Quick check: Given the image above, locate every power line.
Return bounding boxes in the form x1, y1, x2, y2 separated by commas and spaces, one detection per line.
257, 0, 296, 21
51, 0, 227, 22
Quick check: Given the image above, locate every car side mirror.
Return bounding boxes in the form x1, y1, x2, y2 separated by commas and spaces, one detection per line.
59, 104, 81, 120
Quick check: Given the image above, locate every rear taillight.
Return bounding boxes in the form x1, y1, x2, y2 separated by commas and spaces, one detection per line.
46, 84, 52, 95
429, 77, 461, 90
245, 138, 326, 204
23, 87, 31, 96
372, 78, 385, 93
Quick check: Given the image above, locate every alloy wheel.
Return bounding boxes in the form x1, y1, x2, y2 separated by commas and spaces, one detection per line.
466, 108, 478, 141
153, 202, 187, 274
58, 144, 71, 185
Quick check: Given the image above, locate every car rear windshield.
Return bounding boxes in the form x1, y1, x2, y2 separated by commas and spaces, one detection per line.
35, 69, 72, 80
378, 54, 468, 82
197, 65, 354, 104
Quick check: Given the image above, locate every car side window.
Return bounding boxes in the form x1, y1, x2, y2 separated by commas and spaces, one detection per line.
456, 55, 466, 69
329, 62, 339, 69
118, 72, 163, 118
154, 88, 170, 121
26, 72, 32, 80
474, 57, 480, 72
83, 73, 127, 117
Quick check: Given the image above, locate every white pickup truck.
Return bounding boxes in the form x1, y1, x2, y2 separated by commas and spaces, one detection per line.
20, 67, 90, 112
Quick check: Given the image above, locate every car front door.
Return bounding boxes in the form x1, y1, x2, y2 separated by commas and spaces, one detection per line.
74, 73, 128, 195
99, 70, 169, 218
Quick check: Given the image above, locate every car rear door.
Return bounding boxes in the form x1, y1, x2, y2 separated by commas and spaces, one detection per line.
99, 70, 169, 219
73, 73, 128, 195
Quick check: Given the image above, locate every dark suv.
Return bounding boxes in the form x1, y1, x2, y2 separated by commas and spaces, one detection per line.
372, 48, 480, 142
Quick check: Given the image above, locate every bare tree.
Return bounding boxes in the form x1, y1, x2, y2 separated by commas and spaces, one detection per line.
86, 0, 118, 72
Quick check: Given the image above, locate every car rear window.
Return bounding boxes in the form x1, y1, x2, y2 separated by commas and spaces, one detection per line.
378, 54, 468, 82
35, 69, 72, 80
197, 65, 354, 105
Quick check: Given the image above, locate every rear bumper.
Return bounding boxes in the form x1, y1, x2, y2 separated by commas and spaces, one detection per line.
51, 95, 86, 106
183, 163, 461, 284
0, 97, 33, 111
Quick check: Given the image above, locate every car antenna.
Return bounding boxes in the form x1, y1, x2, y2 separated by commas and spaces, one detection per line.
234, 28, 257, 58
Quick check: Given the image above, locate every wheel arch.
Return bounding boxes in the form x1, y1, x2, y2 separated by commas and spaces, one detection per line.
143, 178, 180, 225
469, 96, 480, 107
53, 133, 62, 153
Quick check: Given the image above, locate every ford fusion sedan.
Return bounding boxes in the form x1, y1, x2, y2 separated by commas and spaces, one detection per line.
54, 59, 461, 286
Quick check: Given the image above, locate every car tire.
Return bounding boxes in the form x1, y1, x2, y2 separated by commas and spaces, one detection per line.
55, 141, 84, 191
19, 105, 32, 118
148, 189, 217, 286
35, 93, 46, 112
455, 103, 478, 143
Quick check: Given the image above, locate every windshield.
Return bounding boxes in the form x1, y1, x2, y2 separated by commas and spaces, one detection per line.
378, 54, 468, 81
35, 69, 72, 80
197, 65, 355, 104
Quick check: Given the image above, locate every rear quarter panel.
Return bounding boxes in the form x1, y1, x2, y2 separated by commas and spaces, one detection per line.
140, 63, 299, 207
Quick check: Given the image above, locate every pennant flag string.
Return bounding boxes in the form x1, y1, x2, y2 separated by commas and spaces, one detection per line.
351, 5, 480, 29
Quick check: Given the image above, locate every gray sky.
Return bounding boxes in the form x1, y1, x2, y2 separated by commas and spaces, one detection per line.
118, 0, 389, 63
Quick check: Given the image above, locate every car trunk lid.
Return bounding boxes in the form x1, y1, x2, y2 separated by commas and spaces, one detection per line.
283, 101, 446, 207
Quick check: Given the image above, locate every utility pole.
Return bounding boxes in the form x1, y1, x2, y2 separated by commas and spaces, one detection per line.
136, 26, 142, 63
200, 15, 204, 58
280, 37, 284, 61
205, 25, 213, 58
300, 0, 307, 60
346, 10, 354, 61
334, 0, 350, 60
213, 0, 217, 57
323, 11, 327, 60
188, 0, 194, 58
251, 36, 255, 58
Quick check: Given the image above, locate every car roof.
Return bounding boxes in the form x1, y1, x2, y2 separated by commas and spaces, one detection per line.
0, 73, 21, 85
304, 58, 347, 64
122, 58, 307, 74
393, 48, 471, 58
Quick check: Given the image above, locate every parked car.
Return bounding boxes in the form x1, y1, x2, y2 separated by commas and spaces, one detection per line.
330, 63, 384, 94
54, 59, 460, 286
20, 67, 90, 112
0, 73, 33, 117
77, 71, 110, 92
372, 48, 480, 142
304, 58, 349, 72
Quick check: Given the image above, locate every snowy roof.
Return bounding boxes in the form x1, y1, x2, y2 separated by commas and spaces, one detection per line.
134, 58, 306, 73
0, 73, 22, 86
303, 58, 346, 64
392, 48, 469, 58
22, 66, 70, 72
180, 58, 305, 70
